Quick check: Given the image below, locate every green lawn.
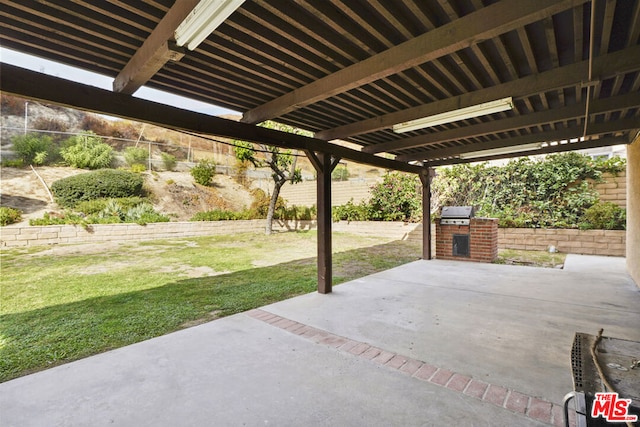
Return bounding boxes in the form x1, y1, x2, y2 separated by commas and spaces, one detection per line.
0, 231, 421, 382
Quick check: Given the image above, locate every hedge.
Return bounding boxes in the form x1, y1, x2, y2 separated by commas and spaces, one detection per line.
51, 169, 144, 207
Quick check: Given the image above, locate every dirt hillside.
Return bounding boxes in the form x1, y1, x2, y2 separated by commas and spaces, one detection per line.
0, 166, 253, 226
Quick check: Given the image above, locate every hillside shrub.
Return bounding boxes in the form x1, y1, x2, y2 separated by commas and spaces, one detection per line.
60, 132, 113, 169
161, 152, 177, 171
331, 173, 422, 222
30, 211, 87, 226
75, 197, 147, 215
129, 163, 147, 173
331, 165, 349, 181
190, 204, 316, 222
0, 207, 22, 226
12, 134, 56, 165
124, 146, 148, 168
191, 209, 251, 221
51, 169, 144, 207
190, 159, 216, 186
332, 199, 370, 222
579, 201, 626, 230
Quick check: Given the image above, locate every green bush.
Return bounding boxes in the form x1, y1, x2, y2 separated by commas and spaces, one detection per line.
432, 153, 604, 228
579, 201, 626, 230
191, 209, 251, 221
161, 152, 177, 171
368, 172, 422, 222
51, 169, 144, 207
74, 199, 109, 215
0, 207, 22, 226
29, 211, 87, 226
1, 159, 25, 168
75, 197, 147, 215
12, 133, 56, 165
331, 165, 349, 181
60, 132, 113, 169
129, 163, 147, 173
124, 203, 169, 225
124, 146, 148, 168
332, 199, 369, 222
331, 173, 421, 223
593, 156, 626, 175
190, 159, 216, 186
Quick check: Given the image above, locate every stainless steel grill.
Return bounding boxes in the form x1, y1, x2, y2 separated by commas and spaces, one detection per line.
440, 206, 474, 226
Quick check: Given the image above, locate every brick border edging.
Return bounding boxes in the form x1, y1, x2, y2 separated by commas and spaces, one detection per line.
246, 308, 573, 427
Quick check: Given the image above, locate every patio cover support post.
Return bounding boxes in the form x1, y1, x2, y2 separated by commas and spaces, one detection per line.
306, 150, 341, 294
420, 168, 435, 260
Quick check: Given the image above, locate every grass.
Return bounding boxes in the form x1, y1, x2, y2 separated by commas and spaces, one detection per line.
495, 248, 567, 268
0, 231, 421, 382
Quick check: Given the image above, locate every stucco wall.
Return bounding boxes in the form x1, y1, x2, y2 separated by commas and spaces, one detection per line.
627, 137, 640, 287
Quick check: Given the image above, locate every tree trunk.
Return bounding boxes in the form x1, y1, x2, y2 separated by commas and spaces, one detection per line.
265, 178, 285, 235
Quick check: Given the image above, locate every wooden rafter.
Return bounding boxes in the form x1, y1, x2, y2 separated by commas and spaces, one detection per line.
323, 43, 640, 142
113, 0, 202, 94
241, 0, 585, 125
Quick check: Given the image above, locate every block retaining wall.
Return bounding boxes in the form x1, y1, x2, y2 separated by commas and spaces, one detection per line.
0, 221, 625, 256
497, 227, 626, 257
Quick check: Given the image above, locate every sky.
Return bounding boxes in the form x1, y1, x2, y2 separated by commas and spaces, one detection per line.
0, 47, 237, 118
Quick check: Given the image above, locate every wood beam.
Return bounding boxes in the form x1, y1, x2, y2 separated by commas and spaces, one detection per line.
112, 0, 198, 94
426, 136, 627, 166
418, 117, 640, 162
306, 151, 341, 294
1, 64, 422, 175
419, 168, 435, 261
392, 91, 640, 161
241, 0, 585, 125
318, 44, 640, 141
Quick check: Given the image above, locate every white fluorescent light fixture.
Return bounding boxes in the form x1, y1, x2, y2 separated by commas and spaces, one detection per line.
175, 0, 245, 50
459, 142, 542, 160
393, 97, 514, 133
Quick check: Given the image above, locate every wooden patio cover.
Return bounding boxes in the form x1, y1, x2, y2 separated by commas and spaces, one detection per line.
1, 0, 639, 292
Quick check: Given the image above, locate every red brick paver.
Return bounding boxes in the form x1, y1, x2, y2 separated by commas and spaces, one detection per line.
385, 354, 408, 369
413, 364, 438, 381
371, 350, 395, 365
506, 390, 530, 414
484, 384, 509, 406
429, 368, 454, 386
528, 398, 553, 424
463, 379, 489, 399
398, 358, 423, 376
446, 373, 471, 392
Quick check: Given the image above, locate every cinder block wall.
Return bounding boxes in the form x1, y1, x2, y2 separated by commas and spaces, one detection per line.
594, 172, 627, 207
0, 220, 625, 259
497, 228, 626, 257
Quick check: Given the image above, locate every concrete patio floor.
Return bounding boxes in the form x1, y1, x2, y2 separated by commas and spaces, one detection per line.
1, 255, 639, 426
